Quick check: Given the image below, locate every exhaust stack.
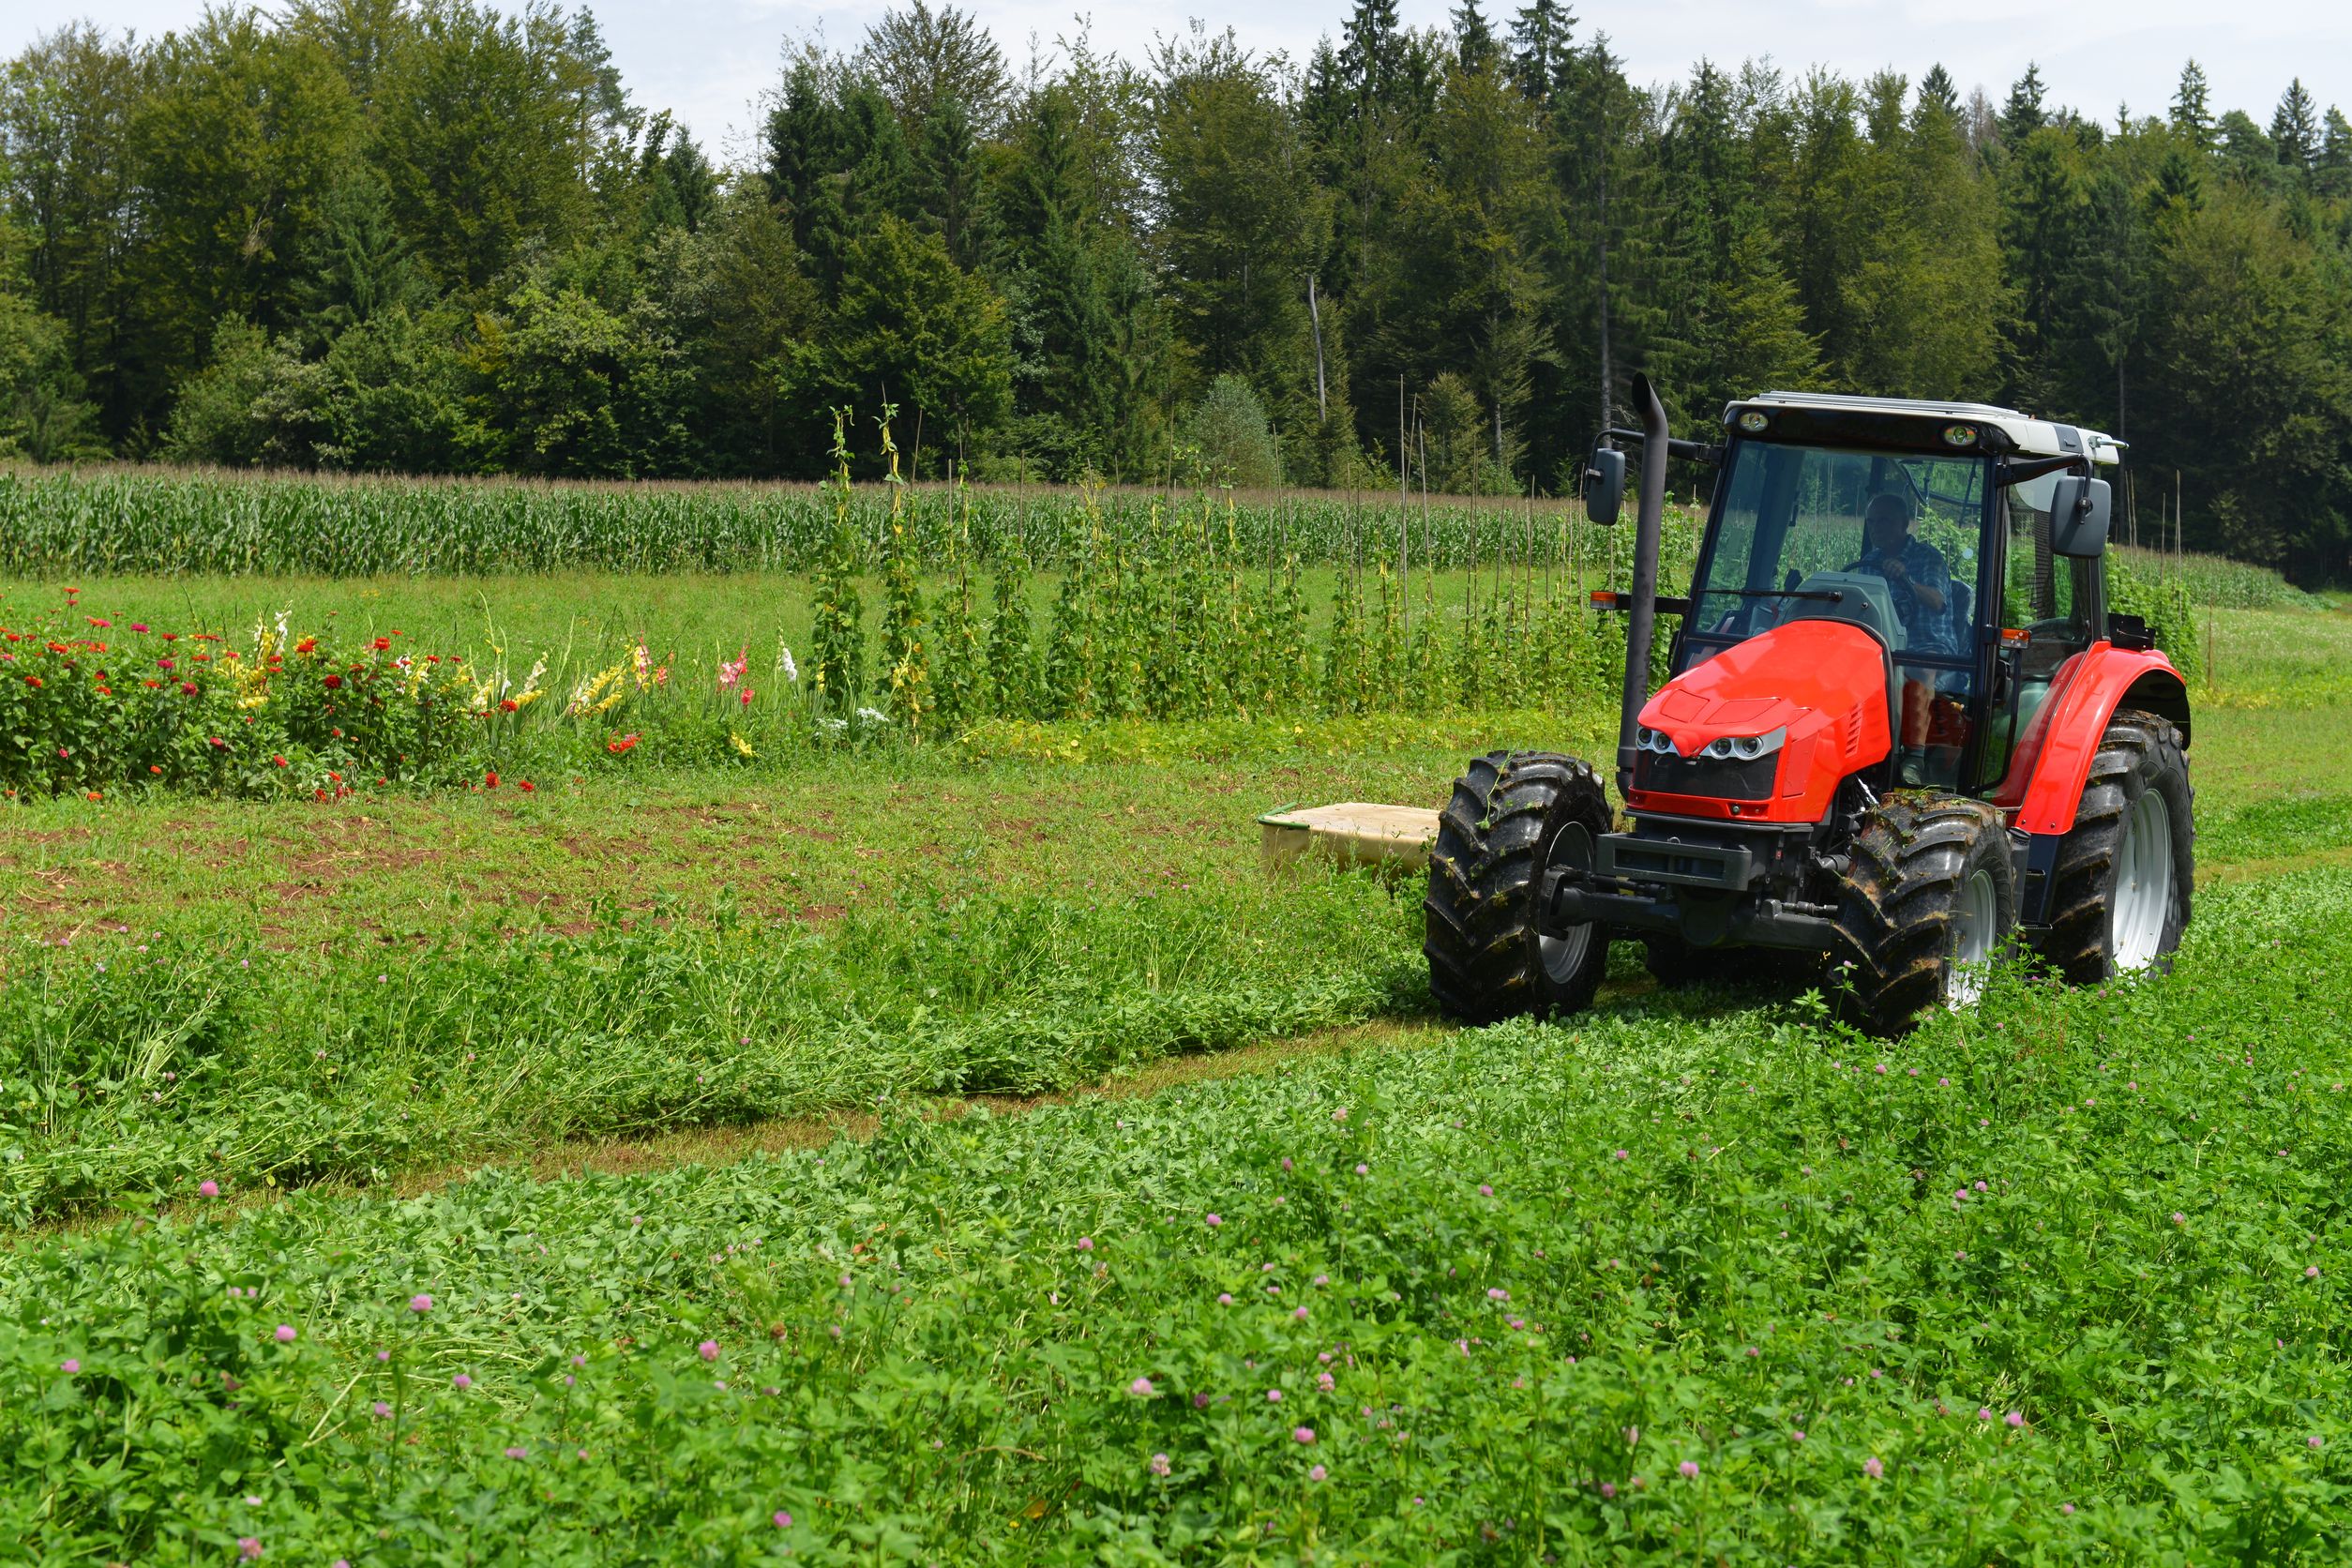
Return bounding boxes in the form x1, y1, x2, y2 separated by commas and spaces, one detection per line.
1614, 371, 1670, 800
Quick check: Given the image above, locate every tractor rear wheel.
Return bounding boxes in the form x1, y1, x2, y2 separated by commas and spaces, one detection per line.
1832, 792, 2016, 1035
2034, 709, 2194, 983
1425, 750, 1612, 1024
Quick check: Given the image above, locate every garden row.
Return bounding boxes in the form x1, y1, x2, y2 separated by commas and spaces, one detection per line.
0, 520, 2202, 801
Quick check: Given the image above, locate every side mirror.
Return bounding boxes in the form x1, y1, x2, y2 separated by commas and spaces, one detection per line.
2048, 475, 2112, 558
1582, 446, 1625, 526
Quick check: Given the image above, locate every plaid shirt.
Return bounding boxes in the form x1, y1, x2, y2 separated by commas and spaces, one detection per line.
1844, 535, 1956, 654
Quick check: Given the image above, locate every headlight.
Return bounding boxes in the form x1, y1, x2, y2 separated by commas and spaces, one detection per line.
1637, 726, 1676, 754
1697, 726, 1787, 761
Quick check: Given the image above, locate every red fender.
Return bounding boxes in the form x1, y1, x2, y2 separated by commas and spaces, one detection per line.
1993, 641, 2189, 836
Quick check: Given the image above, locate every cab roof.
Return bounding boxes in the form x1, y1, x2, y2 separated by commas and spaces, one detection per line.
1727, 390, 2122, 466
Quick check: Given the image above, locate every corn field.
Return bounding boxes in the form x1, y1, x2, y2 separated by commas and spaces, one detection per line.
0, 465, 1635, 579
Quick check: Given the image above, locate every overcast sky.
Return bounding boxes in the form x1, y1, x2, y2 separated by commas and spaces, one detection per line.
8, 0, 2344, 166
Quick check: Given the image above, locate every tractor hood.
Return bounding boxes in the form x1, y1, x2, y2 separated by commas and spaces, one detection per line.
1625, 619, 1892, 822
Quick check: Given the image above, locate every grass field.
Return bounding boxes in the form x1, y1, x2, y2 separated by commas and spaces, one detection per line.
1, 567, 2346, 1561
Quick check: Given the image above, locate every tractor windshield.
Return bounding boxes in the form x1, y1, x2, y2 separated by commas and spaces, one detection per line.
1684, 441, 1990, 661
1681, 439, 1992, 788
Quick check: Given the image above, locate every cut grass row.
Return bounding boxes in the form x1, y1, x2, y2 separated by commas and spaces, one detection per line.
0, 699, 2343, 1226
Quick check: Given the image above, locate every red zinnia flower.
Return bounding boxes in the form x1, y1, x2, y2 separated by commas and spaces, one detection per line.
294, 638, 317, 655
607, 733, 640, 754
181, 683, 198, 696
149, 764, 163, 775
485, 771, 499, 789
271, 755, 288, 767
323, 674, 342, 689
518, 779, 535, 792
23, 676, 39, 688
371, 637, 391, 651
498, 698, 518, 713
86, 616, 110, 627
157, 658, 174, 671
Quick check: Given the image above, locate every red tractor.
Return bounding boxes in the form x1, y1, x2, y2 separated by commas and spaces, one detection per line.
1425, 375, 2194, 1034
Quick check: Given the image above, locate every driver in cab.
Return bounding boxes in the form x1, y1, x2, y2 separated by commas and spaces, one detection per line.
1847, 491, 1962, 783
1847, 491, 1954, 654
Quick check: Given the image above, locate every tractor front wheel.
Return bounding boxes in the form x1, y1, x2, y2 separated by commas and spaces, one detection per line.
1425, 751, 1612, 1025
2034, 709, 2194, 983
1832, 792, 2017, 1035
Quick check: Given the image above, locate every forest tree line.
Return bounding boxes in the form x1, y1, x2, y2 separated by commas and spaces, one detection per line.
2, 1, 2349, 576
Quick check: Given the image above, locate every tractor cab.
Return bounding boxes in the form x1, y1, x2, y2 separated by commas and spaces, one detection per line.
1671, 392, 2124, 796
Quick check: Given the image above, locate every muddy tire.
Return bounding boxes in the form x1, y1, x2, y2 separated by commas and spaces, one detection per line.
1832, 792, 2016, 1036
1424, 750, 1612, 1025
2033, 709, 2194, 983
